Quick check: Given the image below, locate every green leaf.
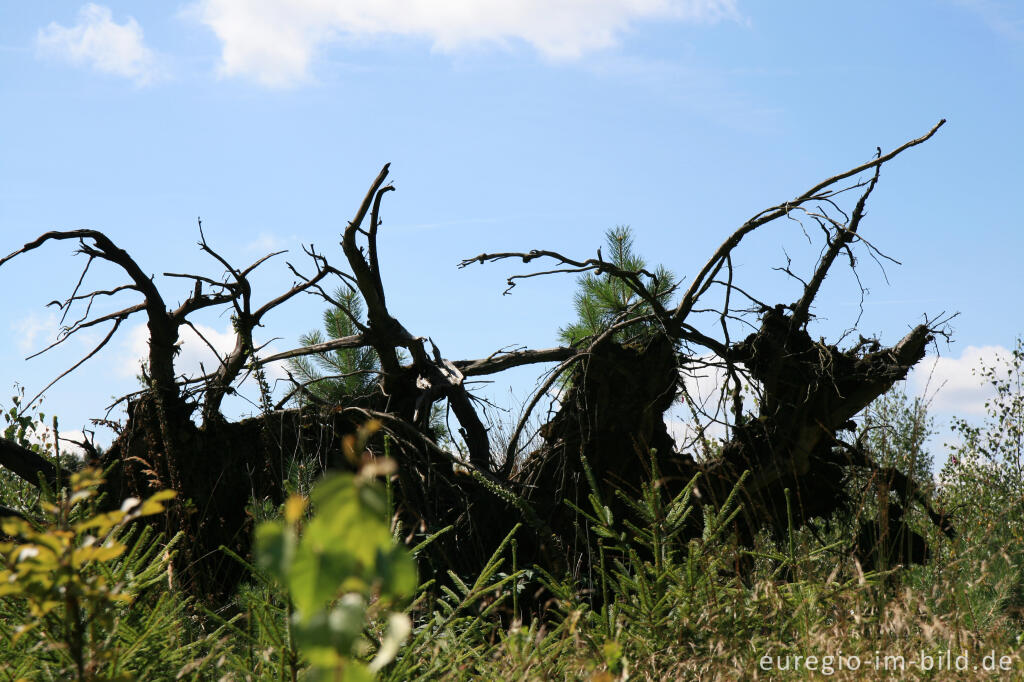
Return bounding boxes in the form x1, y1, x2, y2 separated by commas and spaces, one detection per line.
253, 521, 293, 585
376, 545, 418, 600
288, 538, 361, 617
306, 661, 374, 682
292, 593, 367, 663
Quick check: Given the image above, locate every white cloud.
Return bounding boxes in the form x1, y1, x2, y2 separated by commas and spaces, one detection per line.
119, 321, 238, 380
36, 4, 159, 85
910, 345, 1010, 415
665, 413, 727, 453
680, 356, 729, 410
189, 0, 741, 87
12, 312, 59, 354
118, 321, 289, 408
56, 429, 89, 459
23, 424, 90, 460
666, 355, 740, 451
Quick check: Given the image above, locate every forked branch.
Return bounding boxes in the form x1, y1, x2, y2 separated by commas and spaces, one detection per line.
671, 119, 945, 323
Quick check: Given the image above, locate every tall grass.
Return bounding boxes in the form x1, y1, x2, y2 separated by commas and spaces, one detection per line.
1, 395, 1023, 679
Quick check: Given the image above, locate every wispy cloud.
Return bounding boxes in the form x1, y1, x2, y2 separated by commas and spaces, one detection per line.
244, 231, 291, 253
12, 312, 59, 354
950, 0, 1024, 41
577, 52, 782, 134
391, 217, 500, 232
910, 344, 1010, 415
188, 0, 741, 87
36, 4, 160, 85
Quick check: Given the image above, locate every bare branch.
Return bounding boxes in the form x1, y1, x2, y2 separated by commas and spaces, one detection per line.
196, 218, 241, 281
22, 318, 126, 414
170, 291, 236, 323
454, 347, 574, 377
251, 262, 339, 323
340, 164, 411, 377
0, 437, 61, 490
25, 302, 147, 361
790, 154, 882, 329
274, 367, 382, 410
458, 248, 670, 318
163, 271, 237, 291
180, 319, 229, 371
672, 119, 945, 323
368, 184, 394, 305
1, 229, 181, 403
241, 250, 287, 278
256, 334, 371, 365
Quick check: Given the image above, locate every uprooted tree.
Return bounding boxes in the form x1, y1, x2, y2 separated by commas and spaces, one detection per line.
0, 120, 955, 602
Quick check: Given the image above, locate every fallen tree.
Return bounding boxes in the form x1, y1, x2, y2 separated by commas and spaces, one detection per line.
0, 120, 954, 602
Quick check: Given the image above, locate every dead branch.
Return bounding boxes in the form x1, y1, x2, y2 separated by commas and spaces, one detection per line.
458, 248, 671, 319
198, 232, 344, 421
337, 165, 497, 469
0, 124, 954, 601
1, 231, 180, 409
671, 119, 945, 323
258, 334, 372, 366
0, 437, 62, 490
454, 347, 574, 377
790, 156, 881, 330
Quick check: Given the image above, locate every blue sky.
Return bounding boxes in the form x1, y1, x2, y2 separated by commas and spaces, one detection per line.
1, 1, 1022, 456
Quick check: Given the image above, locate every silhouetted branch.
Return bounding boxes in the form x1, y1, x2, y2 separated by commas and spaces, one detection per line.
0, 437, 61, 490
458, 248, 670, 319
672, 119, 945, 323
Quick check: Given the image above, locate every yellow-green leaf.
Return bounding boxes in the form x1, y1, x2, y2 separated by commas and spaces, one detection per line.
284, 494, 308, 524
137, 489, 176, 516
72, 543, 126, 567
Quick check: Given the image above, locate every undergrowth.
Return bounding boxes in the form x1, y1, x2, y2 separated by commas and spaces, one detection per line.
1, 392, 1023, 680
